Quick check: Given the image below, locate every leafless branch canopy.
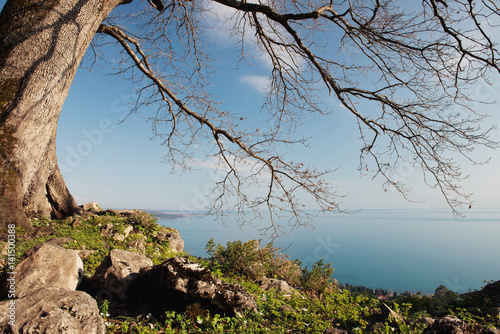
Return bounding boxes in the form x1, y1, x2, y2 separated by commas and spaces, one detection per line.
96, 0, 499, 237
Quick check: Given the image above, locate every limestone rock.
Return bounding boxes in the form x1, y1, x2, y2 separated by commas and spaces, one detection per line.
423, 316, 464, 334
13, 243, 83, 298
324, 329, 348, 334
127, 256, 256, 317
0, 287, 105, 334
113, 233, 126, 241
106, 209, 140, 218
93, 249, 153, 302
127, 238, 146, 253
123, 225, 133, 237
155, 227, 184, 253
80, 202, 100, 211
259, 278, 293, 296
116, 209, 137, 217
101, 223, 114, 237
104, 209, 156, 229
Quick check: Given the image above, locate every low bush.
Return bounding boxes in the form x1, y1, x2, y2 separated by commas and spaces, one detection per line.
205, 238, 303, 285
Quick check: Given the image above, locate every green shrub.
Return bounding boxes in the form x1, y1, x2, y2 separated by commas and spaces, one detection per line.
204, 238, 341, 297
300, 259, 336, 296
130, 211, 157, 231
205, 238, 302, 284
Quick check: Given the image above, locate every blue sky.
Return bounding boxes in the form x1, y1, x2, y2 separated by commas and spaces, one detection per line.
3, 1, 500, 213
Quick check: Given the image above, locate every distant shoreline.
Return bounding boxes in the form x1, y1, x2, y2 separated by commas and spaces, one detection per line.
146, 210, 197, 220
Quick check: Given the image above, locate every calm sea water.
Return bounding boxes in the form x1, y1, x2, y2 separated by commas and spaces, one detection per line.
159, 209, 500, 294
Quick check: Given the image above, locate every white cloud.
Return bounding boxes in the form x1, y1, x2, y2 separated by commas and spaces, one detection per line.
239, 75, 271, 93
193, 154, 271, 180
201, 1, 304, 71
202, 0, 241, 46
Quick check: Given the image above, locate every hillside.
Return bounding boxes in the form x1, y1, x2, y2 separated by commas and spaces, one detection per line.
1, 208, 499, 333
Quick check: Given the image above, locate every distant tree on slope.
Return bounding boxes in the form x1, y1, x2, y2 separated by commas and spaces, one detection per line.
0, 0, 499, 236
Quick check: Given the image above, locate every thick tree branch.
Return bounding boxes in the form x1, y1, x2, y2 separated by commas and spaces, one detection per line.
93, 0, 499, 232
98, 23, 343, 237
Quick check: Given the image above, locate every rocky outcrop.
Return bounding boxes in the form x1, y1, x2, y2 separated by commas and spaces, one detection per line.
73, 206, 184, 252
113, 225, 133, 241
422, 315, 466, 334
0, 242, 102, 333
0, 215, 261, 333
155, 226, 184, 253
424, 281, 500, 334
90, 207, 184, 253
0, 287, 105, 334
93, 249, 153, 302
104, 209, 152, 226
102, 224, 134, 241
12, 243, 83, 298
127, 256, 257, 317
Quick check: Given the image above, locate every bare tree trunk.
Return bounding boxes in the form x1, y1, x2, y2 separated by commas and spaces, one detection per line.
0, 0, 123, 231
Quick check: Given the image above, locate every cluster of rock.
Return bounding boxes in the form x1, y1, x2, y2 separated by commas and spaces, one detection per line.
424, 284, 500, 334
369, 285, 500, 334
0, 243, 257, 333
0, 206, 257, 333
0, 243, 104, 333
422, 315, 500, 334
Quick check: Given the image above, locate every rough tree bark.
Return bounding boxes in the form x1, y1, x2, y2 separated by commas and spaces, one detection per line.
0, 0, 124, 231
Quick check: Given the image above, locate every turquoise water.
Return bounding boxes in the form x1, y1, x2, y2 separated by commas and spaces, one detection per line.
159, 209, 500, 294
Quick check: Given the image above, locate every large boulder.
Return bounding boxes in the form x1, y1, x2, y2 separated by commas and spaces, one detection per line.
11, 243, 83, 298
127, 256, 256, 317
92, 249, 153, 302
0, 287, 105, 334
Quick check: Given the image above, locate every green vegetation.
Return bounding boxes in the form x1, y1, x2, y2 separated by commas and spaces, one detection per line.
2, 211, 176, 277
1, 214, 499, 333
